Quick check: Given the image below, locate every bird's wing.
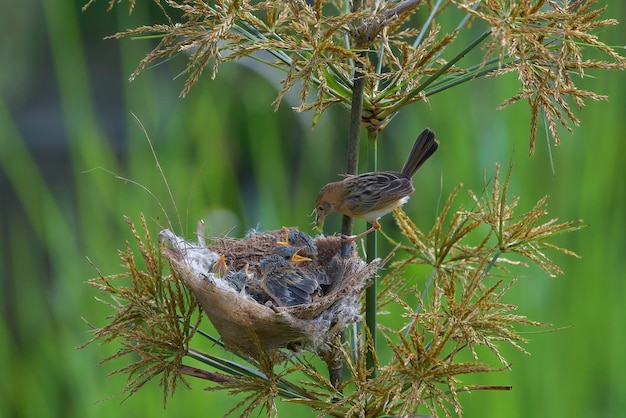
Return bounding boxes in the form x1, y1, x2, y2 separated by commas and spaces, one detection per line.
343, 172, 414, 215
265, 272, 318, 306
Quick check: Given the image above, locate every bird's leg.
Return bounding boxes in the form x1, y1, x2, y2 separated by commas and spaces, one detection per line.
340, 220, 381, 242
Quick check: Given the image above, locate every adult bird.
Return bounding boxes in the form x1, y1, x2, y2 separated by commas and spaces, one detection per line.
314, 128, 439, 241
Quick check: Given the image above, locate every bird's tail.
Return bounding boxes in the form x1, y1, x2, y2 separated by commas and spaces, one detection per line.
400, 128, 439, 178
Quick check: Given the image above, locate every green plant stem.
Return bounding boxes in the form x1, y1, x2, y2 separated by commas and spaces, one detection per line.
333, 0, 368, 390
341, 41, 366, 254
187, 349, 310, 399
485, 250, 501, 274
403, 268, 437, 338
411, 0, 442, 48
336, 61, 362, 386
365, 130, 379, 376
541, 111, 557, 176
187, 349, 261, 378
425, 63, 499, 96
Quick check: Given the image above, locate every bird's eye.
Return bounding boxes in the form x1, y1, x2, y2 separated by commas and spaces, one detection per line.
317, 205, 325, 212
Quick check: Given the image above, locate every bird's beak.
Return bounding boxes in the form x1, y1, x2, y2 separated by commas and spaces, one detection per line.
314, 211, 325, 232
291, 249, 313, 264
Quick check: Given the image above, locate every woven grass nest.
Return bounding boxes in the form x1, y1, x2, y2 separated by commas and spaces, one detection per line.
159, 225, 380, 360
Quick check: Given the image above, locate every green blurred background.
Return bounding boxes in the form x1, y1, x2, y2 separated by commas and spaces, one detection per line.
1, 1, 625, 416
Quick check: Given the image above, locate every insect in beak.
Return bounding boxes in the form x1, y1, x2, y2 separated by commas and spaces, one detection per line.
315, 213, 325, 232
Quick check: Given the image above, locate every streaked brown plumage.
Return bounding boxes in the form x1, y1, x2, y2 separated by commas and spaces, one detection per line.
315, 128, 439, 241
259, 254, 320, 307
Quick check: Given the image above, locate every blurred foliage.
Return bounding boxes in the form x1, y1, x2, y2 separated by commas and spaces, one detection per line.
1, 0, 625, 417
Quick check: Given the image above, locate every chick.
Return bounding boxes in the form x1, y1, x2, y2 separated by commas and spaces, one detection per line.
210, 254, 229, 278
259, 254, 320, 307
276, 227, 318, 260
274, 229, 331, 286
271, 244, 312, 264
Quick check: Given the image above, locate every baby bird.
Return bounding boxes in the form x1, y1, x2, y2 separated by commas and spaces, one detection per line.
271, 244, 313, 265
210, 254, 229, 278
259, 253, 320, 307
274, 230, 331, 286
276, 227, 318, 260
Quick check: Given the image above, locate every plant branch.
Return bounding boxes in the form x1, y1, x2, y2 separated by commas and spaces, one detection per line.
365, 129, 379, 377
341, 0, 368, 250
335, 0, 368, 391
180, 365, 231, 383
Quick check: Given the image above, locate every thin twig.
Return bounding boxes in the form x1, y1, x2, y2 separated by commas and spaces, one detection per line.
180, 365, 231, 383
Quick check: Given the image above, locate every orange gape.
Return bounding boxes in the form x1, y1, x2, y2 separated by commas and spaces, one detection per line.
314, 128, 439, 242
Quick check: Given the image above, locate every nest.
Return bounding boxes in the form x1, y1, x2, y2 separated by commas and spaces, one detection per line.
159, 225, 379, 359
